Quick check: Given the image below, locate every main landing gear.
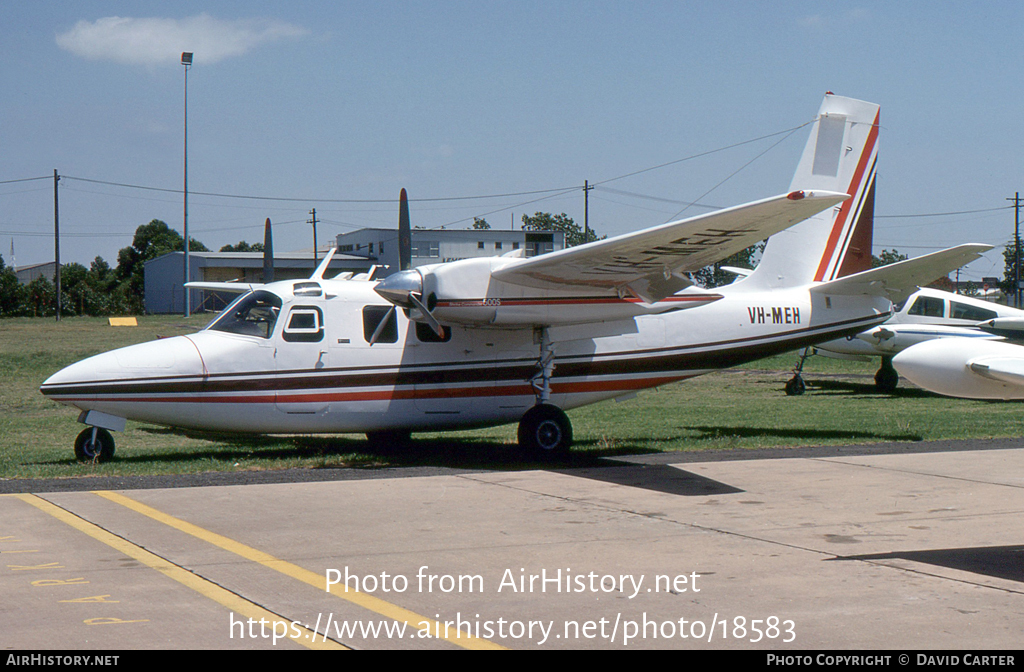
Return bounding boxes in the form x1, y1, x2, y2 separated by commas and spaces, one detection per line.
785, 347, 813, 396
785, 349, 900, 396
874, 356, 899, 394
518, 327, 572, 458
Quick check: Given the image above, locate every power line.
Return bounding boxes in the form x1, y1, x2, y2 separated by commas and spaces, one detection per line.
0, 176, 51, 185
60, 175, 580, 204
594, 120, 815, 187
875, 205, 1012, 219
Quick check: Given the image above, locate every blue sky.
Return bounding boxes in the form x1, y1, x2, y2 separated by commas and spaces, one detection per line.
2, 1, 1022, 283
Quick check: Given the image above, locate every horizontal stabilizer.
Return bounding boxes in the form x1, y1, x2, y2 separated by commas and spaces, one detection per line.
494, 189, 849, 300
811, 244, 991, 303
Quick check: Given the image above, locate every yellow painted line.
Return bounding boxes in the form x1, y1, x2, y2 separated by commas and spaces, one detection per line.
13, 494, 345, 650
94, 490, 505, 650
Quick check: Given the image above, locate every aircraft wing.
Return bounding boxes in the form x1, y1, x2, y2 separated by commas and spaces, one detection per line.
492, 190, 849, 302
968, 355, 1024, 386
185, 282, 261, 294
810, 244, 992, 303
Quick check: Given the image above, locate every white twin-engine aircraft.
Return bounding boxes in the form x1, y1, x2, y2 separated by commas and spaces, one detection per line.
40, 94, 990, 461
893, 320, 1024, 400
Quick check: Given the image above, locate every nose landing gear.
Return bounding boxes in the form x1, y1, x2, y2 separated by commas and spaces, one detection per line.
74, 427, 116, 463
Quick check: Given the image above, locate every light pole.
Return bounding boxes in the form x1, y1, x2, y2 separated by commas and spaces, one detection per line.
182, 51, 193, 317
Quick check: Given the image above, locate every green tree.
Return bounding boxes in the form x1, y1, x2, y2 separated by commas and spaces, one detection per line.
60, 262, 91, 316
220, 241, 264, 252
521, 212, 602, 247
872, 249, 908, 267
693, 242, 765, 289
0, 254, 25, 316
115, 220, 207, 313
1001, 235, 1022, 302
25, 276, 54, 317
471, 217, 490, 230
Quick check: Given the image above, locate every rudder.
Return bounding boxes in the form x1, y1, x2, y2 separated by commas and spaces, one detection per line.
746, 94, 879, 289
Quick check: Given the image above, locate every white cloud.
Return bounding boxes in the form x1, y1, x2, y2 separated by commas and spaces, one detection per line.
56, 14, 308, 66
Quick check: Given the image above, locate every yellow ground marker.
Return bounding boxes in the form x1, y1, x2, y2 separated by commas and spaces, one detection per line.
13, 494, 345, 650
93, 490, 504, 650
107, 317, 138, 327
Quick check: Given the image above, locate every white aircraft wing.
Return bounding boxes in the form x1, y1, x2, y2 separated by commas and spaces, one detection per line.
492, 190, 849, 302
811, 244, 992, 302
185, 282, 262, 294
969, 356, 1024, 386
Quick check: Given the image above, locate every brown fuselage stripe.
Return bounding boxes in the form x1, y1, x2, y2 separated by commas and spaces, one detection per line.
41, 313, 883, 403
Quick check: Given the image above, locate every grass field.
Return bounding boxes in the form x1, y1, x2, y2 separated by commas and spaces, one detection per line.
3, 315, 1024, 479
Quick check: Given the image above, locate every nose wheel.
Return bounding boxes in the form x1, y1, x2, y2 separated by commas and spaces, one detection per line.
74, 427, 116, 463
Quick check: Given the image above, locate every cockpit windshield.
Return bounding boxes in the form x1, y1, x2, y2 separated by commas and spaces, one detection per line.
207, 290, 282, 339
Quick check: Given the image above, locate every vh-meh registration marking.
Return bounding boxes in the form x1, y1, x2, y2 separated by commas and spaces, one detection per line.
747, 306, 802, 325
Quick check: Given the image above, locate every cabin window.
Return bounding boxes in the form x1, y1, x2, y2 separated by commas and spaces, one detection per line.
363, 306, 398, 343
283, 306, 324, 342
950, 301, 997, 322
908, 296, 944, 318
208, 291, 282, 339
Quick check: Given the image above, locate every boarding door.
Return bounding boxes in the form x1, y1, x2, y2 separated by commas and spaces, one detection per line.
275, 294, 329, 415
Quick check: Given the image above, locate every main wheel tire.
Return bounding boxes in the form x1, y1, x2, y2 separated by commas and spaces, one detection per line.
875, 359, 899, 394
74, 427, 116, 463
365, 430, 412, 449
518, 404, 572, 458
785, 375, 806, 396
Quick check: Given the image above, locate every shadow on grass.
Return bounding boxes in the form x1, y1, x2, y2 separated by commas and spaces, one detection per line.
54, 426, 659, 471
800, 379, 937, 399
682, 424, 922, 442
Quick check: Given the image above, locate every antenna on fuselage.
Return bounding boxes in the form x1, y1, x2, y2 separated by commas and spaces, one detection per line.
310, 248, 337, 281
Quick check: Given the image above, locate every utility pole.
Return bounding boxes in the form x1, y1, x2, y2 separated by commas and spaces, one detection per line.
182, 52, 193, 318
1009, 192, 1021, 308
583, 180, 594, 245
53, 169, 60, 322
308, 208, 318, 265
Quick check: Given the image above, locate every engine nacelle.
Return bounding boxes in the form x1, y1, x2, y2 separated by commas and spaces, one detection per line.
374, 257, 721, 328
893, 338, 1024, 400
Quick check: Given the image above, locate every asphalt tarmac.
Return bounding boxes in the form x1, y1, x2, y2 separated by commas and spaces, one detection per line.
2, 439, 1022, 651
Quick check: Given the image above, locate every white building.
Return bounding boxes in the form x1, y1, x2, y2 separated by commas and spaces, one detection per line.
335, 228, 564, 269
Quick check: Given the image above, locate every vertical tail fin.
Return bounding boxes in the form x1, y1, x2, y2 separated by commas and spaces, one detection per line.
746, 94, 879, 289
398, 188, 412, 271
262, 218, 274, 284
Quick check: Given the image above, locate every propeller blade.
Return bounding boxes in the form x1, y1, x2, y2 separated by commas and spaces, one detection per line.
263, 218, 274, 283
408, 291, 445, 338
398, 188, 412, 271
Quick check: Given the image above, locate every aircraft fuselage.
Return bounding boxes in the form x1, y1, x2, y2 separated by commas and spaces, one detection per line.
40, 279, 890, 435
